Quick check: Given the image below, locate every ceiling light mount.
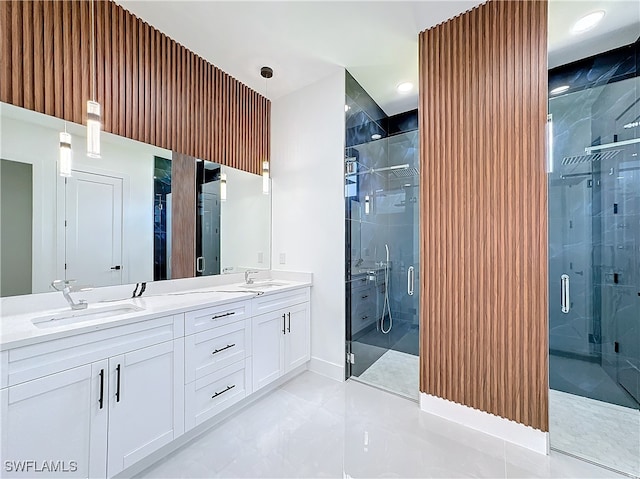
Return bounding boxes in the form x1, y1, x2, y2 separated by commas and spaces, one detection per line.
397, 82, 413, 93
571, 10, 605, 35
260, 66, 273, 79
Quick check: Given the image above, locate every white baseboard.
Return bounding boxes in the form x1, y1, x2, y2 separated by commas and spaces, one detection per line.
308, 356, 344, 382
420, 393, 549, 455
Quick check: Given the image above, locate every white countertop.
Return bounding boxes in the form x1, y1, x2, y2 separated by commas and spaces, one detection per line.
0, 275, 311, 351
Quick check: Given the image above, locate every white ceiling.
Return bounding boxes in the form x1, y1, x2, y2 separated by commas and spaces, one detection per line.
117, 0, 639, 116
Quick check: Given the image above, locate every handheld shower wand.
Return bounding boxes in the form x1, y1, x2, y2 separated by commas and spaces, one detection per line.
380, 244, 393, 334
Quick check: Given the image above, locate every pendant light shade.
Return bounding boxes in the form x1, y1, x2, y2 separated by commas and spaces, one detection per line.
220, 173, 227, 201
59, 131, 72, 177
262, 160, 270, 195
86, 100, 101, 158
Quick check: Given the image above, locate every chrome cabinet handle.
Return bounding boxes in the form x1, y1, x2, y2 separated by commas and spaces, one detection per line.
212, 343, 235, 355
561, 274, 570, 314
212, 384, 235, 399
408, 266, 414, 296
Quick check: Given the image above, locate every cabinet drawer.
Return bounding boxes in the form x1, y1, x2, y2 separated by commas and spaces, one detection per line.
184, 320, 250, 383
185, 359, 251, 430
7, 315, 181, 386
184, 300, 249, 335
251, 288, 310, 316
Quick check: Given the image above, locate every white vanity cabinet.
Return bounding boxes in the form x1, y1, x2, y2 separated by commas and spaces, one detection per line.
251, 289, 310, 392
0, 363, 107, 478
0, 315, 184, 479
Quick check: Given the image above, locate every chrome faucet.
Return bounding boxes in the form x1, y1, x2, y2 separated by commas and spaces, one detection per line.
244, 270, 259, 284
51, 280, 88, 310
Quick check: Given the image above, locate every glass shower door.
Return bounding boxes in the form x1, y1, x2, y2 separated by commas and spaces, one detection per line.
548, 76, 639, 476
345, 130, 420, 400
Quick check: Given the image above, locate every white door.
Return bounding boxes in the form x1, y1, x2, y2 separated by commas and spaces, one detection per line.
284, 303, 310, 372
107, 341, 183, 477
0, 362, 108, 479
65, 171, 123, 288
252, 311, 285, 391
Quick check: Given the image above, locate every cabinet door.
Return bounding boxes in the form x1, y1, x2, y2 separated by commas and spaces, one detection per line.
107, 340, 184, 477
252, 311, 285, 391
0, 362, 108, 478
284, 303, 310, 372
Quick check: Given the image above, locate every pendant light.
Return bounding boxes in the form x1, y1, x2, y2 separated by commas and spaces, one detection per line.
262, 160, 270, 195
59, 126, 72, 178
87, 0, 101, 158
220, 172, 227, 202
260, 67, 273, 195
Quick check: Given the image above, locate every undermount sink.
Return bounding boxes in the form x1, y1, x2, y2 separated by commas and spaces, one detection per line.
32, 303, 145, 328
239, 281, 288, 289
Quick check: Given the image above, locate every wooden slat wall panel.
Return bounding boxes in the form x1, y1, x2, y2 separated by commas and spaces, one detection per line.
418, 0, 549, 431
0, 0, 269, 175
171, 152, 196, 279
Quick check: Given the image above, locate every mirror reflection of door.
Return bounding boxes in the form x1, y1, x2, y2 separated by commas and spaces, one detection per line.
64, 171, 123, 288
196, 160, 221, 277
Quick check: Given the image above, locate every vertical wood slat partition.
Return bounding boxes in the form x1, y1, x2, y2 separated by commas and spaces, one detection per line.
171, 152, 196, 279
418, 0, 549, 431
0, 0, 269, 175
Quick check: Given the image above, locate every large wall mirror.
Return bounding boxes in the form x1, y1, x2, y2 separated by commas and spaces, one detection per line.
0, 102, 271, 297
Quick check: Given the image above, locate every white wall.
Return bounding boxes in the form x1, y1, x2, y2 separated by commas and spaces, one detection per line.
0, 103, 169, 293
271, 69, 346, 381
220, 166, 271, 272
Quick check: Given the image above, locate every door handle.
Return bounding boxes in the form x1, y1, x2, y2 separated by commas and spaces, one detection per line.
111, 265, 121, 270
196, 256, 205, 273
99, 369, 104, 409
408, 266, 414, 296
282, 313, 286, 334
287, 312, 291, 333
115, 364, 121, 402
561, 274, 570, 314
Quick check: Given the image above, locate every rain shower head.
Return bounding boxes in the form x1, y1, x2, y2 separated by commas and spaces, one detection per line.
561, 149, 621, 165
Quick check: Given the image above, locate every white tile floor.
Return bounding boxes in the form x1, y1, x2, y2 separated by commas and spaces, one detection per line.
136, 372, 624, 479
358, 349, 420, 400
549, 389, 640, 477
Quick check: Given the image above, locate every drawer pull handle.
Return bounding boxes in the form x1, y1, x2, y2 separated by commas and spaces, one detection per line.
361, 295, 368, 299
287, 312, 291, 333
115, 364, 121, 403
99, 369, 104, 409
211, 311, 235, 321
361, 315, 368, 320
212, 343, 236, 355
212, 384, 236, 399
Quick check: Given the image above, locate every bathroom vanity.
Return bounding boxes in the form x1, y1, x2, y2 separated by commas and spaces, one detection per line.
0, 276, 311, 478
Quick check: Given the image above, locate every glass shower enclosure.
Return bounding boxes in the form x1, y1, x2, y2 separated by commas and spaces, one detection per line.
344, 87, 420, 399
548, 74, 639, 476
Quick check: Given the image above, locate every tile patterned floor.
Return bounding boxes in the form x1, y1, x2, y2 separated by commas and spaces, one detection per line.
549, 389, 640, 477
358, 349, 419, 400
137, 372, 624, 479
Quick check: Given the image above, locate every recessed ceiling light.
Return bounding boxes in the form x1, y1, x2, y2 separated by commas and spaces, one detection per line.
571, 10, 605, 35
550, 85, 570, 95
396, 82, 413, 93
371, 134, 382, 140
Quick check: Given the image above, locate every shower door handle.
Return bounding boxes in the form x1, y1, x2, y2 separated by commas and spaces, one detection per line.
196, 256, 205, 273
561, 274, 570, 314
407, 266, 414, 296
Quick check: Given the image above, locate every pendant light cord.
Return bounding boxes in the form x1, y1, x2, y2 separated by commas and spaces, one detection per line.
90, 0, 96, 102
